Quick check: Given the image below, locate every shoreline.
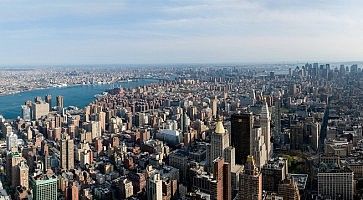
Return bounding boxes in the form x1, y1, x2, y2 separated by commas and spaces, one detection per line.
0, 79, 139, 97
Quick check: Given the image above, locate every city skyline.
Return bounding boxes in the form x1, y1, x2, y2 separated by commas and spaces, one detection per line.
1, 0, 363, 65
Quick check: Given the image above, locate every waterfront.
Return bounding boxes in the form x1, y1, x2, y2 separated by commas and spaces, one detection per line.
0, 79, 157, 119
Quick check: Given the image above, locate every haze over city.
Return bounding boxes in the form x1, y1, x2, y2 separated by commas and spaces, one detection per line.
1, 0, 363, 65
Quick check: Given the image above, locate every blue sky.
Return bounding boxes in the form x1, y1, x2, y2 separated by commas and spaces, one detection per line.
1, 0, 363, 65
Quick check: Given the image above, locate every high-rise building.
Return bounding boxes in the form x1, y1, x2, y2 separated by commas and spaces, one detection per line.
250, 127, 267, 168
30, 174, 58, 200
190, 157, 231, 200
32, 101, 49, 120
318, 167, 354, 200
210, 120, 230, 170
147, 173, 163, 200
239, 155, 262, 200
45, 95, 52, 110
56, 96, 64, 109
17, 161, 29, 190
277, 178, 300, 200
211, 97, 218, 118
66, 182, 79, 200
261, 157, 288, 193
21, 105, 31, 121
6, 152, 23, 188
98, 111, 106, 132
290, 123, 304, 150
231, 113, 253, 165
60, 134, 74, 170
120, 179, 134, 199
6, 132, 18, 152
260, 102, 272, 159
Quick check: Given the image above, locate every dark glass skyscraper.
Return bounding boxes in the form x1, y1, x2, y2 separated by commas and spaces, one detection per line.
231, 112, 253, 165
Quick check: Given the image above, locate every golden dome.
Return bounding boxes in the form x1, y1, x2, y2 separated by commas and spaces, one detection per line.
215, 120, 225, 134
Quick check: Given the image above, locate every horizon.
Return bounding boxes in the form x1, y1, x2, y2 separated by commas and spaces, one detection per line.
1, 60, 363, 68
2, 1, 363, 65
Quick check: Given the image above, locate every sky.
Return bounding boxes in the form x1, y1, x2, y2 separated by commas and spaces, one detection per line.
1, 0, 363, 65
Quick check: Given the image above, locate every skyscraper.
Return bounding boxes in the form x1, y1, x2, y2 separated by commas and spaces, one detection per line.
21, 105, 31, 121
32, 101, 50, 120
6, 152, 23, 188
239, 155, 262, 200
60, 134, 74, 170
30, 174, 58, 200
211, 97, 218, 118
6, 132, 18, 152
56, 95, 64, 109
261, 157, 288, 193
260, 102, 272, 159
250, 127, 267, 168
210, 120, 230, 170
231, 113, 253, 165
17, 161, 29, 190
45, 95, 52, 110
147, 173, 163, 200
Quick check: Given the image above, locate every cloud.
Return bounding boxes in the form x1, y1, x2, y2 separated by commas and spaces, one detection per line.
1, 0, 363, 64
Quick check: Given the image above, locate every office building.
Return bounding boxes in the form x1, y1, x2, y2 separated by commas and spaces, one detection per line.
30, 174, 58, 200
231, 113, 253, 165
250, 126, 267, 168
317, 166, 354, 200
210, 120, 229, 170
260, 102, 272, 159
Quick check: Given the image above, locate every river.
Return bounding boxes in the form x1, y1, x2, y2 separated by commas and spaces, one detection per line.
0, 79, 158, 119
